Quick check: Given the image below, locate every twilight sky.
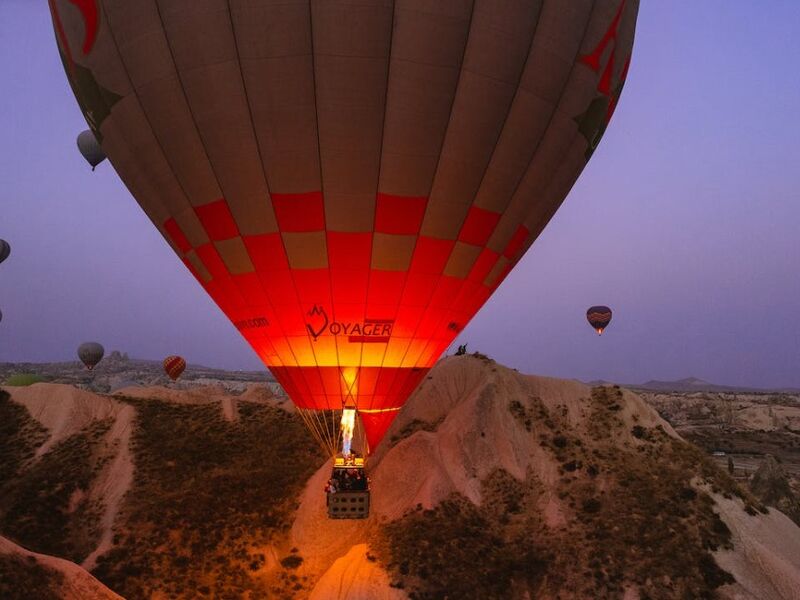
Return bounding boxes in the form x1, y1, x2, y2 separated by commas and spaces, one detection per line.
1, 2, 798, 388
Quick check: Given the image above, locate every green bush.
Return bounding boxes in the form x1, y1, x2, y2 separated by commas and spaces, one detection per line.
280, 554, 303, 569
3, 373, 44, 386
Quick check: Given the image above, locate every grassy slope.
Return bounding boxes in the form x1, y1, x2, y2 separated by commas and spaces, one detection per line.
93, 398, 323, 599
373, 386, 762, 600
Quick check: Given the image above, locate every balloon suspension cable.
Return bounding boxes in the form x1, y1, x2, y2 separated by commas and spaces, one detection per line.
297, 408, 339, 458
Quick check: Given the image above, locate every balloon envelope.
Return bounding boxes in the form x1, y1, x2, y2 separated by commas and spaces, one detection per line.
77, 342, 104, 370
163, 355, 187, 381
0, 239, 9, 265
51, 1, 638, 452
587, 306, 613, 335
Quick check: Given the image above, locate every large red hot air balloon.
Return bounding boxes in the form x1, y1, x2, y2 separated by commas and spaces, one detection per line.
50, 0, 638, 456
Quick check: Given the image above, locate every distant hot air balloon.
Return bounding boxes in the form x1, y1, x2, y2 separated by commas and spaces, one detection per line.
76, 129, 106, 170
77, 342, 104, 370
163, 355, 186, 381
51, 1, 638, 456
0, 239, 9, 265
587, 306, 613, 335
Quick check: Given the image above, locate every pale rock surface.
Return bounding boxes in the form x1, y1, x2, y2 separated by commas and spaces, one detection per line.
715, 494, 800, 600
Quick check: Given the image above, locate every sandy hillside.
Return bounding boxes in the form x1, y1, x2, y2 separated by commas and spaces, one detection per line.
112, 383, 230, 404
293, 356, 800, 600
1, 383, 120, 457
3, 359, 800, 599
0, 535, 121, 600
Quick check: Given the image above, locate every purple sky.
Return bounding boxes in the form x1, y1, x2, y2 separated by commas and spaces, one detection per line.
1, 2, 799, 387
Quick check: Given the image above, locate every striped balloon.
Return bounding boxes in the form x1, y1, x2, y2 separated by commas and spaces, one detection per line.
586, 306, 613, 335
163, 355, 187, 381
50, 0, 638, 454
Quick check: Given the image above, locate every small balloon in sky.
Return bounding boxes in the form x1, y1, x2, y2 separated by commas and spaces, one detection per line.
76, 130, 106, 171
587, 306, 613, 335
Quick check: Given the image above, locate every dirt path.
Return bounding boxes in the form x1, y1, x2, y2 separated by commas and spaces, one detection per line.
221, 396, 239, 422
82, 404, 136, 571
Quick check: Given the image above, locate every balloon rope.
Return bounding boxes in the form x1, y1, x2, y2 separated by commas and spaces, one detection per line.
298, 408, 368, 459
332, 408, 342, 454
296, 409, 322, 451
316, 408, 333, 457
298, 409, 335, 457
319, 409, 338, 457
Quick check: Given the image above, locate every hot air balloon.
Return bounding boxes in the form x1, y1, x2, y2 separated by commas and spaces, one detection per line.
77, 342, 104, 370
50, 1, 638, 458
0, 239, 9, 265
77, 129, 106, 170
587, 306, 613, 335
163, 355, 187, 381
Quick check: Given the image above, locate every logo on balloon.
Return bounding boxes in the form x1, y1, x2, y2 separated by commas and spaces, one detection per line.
306, 305, 393, 343
234, 317, 270, 331
306, 305, 329, 341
